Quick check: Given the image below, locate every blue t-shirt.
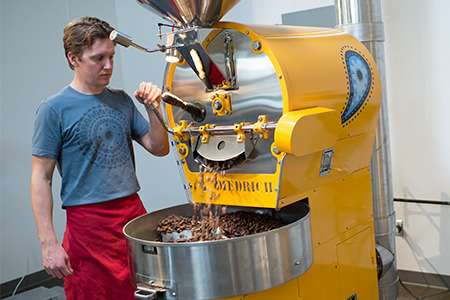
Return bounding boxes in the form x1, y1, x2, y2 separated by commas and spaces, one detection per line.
31, 86, 149, 207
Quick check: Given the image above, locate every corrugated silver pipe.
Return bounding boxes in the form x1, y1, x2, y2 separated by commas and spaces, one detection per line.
335, 1, 399, 299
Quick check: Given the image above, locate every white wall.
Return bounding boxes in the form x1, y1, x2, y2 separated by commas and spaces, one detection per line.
1, 0, 449, 285
383, 0, 450, 276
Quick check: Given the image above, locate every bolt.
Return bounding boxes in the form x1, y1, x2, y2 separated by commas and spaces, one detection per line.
213, 100, 223, 110
178, 147, 186, 155
252, 40, 262, 51
272, 145, 281, 154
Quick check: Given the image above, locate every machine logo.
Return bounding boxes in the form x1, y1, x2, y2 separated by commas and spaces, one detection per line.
341, 47, 375, 126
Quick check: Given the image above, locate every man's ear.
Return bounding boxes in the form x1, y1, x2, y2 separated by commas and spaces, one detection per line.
67, 52, 78, 68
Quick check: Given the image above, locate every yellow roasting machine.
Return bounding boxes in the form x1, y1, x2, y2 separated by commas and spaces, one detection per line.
115, 0, 382, 299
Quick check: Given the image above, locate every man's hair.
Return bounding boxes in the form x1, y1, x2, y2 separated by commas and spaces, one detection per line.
63, 16, 115, 70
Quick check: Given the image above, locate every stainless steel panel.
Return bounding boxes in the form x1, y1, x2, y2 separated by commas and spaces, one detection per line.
170, 29, 282, 174
124, 202, 313, 299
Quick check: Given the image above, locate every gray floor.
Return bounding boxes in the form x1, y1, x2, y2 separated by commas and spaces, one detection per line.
399, 282, 450, 300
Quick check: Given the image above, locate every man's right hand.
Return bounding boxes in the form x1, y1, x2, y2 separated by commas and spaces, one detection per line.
42, 242, 73, 279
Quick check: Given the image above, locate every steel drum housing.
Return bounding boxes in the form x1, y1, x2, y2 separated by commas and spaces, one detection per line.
124, 202, 312, 299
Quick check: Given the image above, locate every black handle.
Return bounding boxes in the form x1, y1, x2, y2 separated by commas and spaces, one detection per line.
162, 92, 206, 122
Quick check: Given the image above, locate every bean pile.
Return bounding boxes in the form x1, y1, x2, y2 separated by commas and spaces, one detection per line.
219, 211, 285, 237
157, 211, 284, 242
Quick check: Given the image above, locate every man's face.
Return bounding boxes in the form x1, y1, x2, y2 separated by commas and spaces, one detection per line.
73, 38, 115, 90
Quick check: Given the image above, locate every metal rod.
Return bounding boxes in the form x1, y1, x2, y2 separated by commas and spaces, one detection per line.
110, 29, 180, 53
144, 102, 174, 134
393, 198, 450, 206
180, 123, 277, 134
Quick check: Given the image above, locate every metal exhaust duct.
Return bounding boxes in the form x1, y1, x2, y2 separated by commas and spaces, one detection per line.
335, 1, 399, 299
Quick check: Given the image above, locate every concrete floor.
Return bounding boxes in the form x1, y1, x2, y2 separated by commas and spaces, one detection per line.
399, 282, 450, 300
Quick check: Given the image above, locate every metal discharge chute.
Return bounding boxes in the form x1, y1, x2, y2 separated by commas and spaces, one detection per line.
115, 1, 385, 299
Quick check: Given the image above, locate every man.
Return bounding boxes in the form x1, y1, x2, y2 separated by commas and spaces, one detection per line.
30, 16, 169, 299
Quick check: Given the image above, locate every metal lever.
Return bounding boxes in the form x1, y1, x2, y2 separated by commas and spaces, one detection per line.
110, 30, 169, 53
162, 92, 206, 122
143, 101, 173, 134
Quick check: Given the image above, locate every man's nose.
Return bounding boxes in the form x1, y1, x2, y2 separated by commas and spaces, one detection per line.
104, 58, 113, 69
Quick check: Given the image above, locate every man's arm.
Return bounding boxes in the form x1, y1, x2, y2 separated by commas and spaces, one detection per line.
134, 81, 170, 156
30, 155, 73, 279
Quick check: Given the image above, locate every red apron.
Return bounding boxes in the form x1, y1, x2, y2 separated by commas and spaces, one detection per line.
62, 193, 147, 300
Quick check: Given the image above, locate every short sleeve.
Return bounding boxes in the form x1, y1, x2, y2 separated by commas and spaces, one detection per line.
31, 102, 62, 159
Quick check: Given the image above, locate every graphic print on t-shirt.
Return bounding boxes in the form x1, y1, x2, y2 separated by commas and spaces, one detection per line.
77, 105, 132, 169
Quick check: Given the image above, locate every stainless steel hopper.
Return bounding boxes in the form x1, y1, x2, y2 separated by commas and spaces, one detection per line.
137, 0, 241, 28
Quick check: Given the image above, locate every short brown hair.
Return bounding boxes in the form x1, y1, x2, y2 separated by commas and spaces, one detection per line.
63, 16, 114, 70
